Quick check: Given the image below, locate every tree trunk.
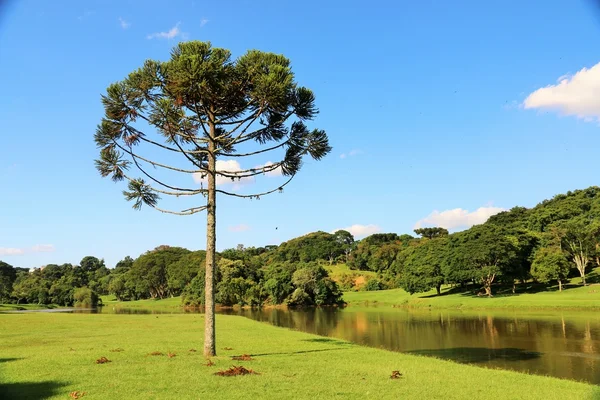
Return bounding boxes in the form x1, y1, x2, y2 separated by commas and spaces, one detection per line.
436, 284, 441, 296
484, 285, 492, 297
558, 279, 562, 292
204, 119, 217, 358
512, 281, 516, 294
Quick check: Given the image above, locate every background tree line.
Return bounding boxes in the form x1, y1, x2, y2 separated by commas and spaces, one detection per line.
2, 186, 599, 306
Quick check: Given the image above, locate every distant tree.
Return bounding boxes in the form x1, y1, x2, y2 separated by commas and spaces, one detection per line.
80, 256, 105, 273
128, 247, 191, 299
558, 219, 594, 285
167, 251, 206, 296
362, 233, 399, 246
531, 247, 570, 291
94, 41, 331, 357
0, 261, 16, 302
413, 227, 449, 239
333, 230, 355, 262
446, 226, 517, 296
114, 256, 134, 273
401, 238, 448, 295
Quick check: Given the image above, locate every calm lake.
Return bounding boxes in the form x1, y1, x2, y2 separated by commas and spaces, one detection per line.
92, 306, 600, 384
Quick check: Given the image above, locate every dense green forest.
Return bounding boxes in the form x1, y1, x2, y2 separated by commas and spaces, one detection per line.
2, 186, 600, 307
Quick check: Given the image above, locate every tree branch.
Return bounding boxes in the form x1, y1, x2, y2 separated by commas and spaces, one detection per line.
216, 175, 294, 198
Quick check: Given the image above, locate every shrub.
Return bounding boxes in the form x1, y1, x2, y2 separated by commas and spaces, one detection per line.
73, 287, 99, 307
363, 278, 383, 291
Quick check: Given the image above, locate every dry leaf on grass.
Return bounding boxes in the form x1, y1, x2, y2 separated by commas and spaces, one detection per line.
214, 366, 259, 376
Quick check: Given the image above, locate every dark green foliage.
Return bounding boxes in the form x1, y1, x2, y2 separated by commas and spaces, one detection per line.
167, 251, 206, 296
348, 233, 413, 271
400, 238, 448, 295
127, 246, 191, 299
182, 273, 206, 306
273, 232, 345, 264
414, 227, 449, 239
0, 261, 16, 302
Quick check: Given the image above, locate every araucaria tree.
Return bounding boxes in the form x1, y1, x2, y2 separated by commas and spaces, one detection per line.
94, 41, 331, 357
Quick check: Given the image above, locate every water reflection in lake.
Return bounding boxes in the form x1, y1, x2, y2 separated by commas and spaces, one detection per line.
221, 307, 600, 384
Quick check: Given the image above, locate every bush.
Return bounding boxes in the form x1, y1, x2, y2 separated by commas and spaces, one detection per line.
363, 278, 383, 291
337, 274, 356, 291
73, 287, 99, 307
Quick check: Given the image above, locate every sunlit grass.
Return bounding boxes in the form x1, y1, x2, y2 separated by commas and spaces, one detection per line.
0, 313, 597, 399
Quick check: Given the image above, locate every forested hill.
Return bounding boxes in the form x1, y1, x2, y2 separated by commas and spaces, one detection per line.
487, 186, 600, 232
1, 187, 599, 307
347, 186, 600, 296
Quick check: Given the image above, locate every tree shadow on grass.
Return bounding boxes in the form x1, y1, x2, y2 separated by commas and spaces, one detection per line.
406, 347, 542, 364
250, 347, 348, 357
0, 380, 67, 400
0, 358, 22, 364
301, 338, 352, 346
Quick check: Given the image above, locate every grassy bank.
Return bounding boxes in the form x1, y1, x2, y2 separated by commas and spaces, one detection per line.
344, 283, 600, 310
0, 303, 56, 312
1, 313, 597, 400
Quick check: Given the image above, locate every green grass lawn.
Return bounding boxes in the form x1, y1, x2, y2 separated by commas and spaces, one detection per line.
1, 313, 597, 400
101, 295, 185, 309
325, 263, 376, 279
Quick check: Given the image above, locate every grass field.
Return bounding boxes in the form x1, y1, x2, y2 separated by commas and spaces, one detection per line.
1, 313, 598, 400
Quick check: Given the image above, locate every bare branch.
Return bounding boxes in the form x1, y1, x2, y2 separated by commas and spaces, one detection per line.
220, 138, 289, 157
115, 141, 205, 174
151, 204, 207, 216
216, 175, 294, 198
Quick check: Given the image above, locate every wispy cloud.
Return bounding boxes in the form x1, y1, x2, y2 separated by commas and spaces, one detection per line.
523, 61, 600, 122
0, 244, 55, 256
200, 18, 209, 27
414, 206, 505, 230
340, 149, 362, 159
228, 224, 250, 232
119, 17, 131, 29
147, 22, 184, 40
331, 224, 381, 239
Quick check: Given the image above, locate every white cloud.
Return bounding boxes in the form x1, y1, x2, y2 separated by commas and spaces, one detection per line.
0, 248, 25, 256
228, 224, 250, 232
340, 149, 362, 159
193, 160, 283, 188
119, 17, 131, 29
414, 206, 506, 230
523, 61, 600, 121
260, 161, 283, 177
147, 22, 183, 40
193, 160, 254, 187
0, 244, 55, 256
332, 224, 381, 238
200, 18, 209, 27
30, 244, 55, 253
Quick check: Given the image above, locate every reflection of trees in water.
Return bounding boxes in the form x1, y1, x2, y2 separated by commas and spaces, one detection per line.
235, 307, 600, 384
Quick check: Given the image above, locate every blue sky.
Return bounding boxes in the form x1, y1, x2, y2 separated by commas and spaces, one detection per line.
2, 0, 600, 269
